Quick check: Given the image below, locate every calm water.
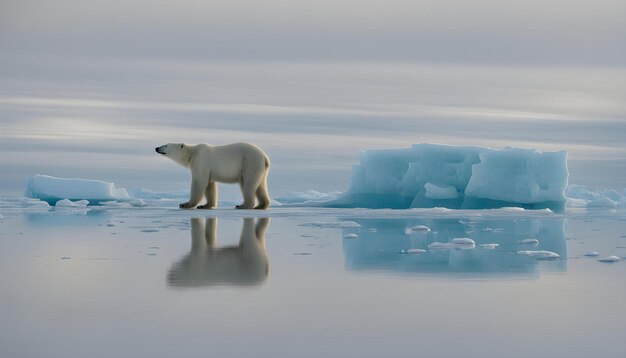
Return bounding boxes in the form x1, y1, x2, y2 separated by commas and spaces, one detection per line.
1, 206, 625, 358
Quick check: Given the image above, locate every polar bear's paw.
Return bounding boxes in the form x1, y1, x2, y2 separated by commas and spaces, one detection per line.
235, 204, 254, 209
197, 204, 214, 209
179, 202, 196, 209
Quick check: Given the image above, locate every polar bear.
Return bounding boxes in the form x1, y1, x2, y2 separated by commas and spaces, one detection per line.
155, 142, 270, 209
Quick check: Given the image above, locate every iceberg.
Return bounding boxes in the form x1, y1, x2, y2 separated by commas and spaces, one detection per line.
323, 144, 568, 210
25, 175, 129, 205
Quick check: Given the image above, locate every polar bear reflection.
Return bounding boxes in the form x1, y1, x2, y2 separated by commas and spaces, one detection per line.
168, 218, 269, 287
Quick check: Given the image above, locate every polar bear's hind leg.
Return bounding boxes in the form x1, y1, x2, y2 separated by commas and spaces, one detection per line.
254, 173, 270, 210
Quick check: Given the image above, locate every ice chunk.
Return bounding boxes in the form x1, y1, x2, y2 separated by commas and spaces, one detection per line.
451, 237, 475, 245
25, 175, 129, 205
597, 255, 621, 263
323, 144, 568, 210
428, 238, 475, 250
407, 248, 426, 254
55, 199, 89, 207
479, 243, 499, 249
583, 251, 600, 257
517, 250, 560, 259
408, 225, 430, 232
342, 233, 359, 239
586, 197, 617, 209
424, 183, 459, 200
565, 185, 625, 209
518, 238, 539, 245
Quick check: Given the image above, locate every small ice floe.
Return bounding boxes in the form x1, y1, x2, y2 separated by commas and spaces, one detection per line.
0, 214, 3, 219
409, 225, 430, 232
298, 221, 361, 228
517, 250, 560, 259
518, 238, 539, 245
451, 238, 475, 249
129, 199, 148, 207
479, 243, 500, 249
141, 229, 159, 233
428, 242, 455, 249
407, 248, 426, 254
342, 233, 358, 239
428, 238, 475, 250
106, 223, 115, 227
583, 251, 600, 257
369, 228, 377, 233
55, 199, 89, 207
597, 255, 621, 263
586, 198, 617, 209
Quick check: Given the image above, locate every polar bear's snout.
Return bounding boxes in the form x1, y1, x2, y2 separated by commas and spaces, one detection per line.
155, 146, 165, 154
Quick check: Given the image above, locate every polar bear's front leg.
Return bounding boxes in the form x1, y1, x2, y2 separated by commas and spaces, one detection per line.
197, 182, 217, 209
180, 178, 204, 209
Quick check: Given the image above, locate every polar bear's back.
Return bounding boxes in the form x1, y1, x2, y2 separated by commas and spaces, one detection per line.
195, 142, 269, 184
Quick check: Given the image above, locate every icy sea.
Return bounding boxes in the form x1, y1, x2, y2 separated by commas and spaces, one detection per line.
1, 202, 625, 358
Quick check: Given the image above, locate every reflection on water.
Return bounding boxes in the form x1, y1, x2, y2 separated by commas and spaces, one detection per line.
168, 218, 270, 288
342, 217, 566, 277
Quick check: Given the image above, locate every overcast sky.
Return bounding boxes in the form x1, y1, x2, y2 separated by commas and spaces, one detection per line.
0, 1, 624, 197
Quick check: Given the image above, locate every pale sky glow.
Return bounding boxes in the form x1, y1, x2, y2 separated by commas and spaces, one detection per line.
0, 1, 624, 196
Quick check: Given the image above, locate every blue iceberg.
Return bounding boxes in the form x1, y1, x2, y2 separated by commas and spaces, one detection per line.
324, 144, 568, 210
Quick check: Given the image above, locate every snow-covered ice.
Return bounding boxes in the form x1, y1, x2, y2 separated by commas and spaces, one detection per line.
322, 144, 568, 209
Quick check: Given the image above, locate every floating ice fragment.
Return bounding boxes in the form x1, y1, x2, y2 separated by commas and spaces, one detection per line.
409, 225, 431, 232
597, 255, 621, 263
479, 243, 499, 249
141, 229, 159, 233
586, 198, 617, 209
342, 233, 359, 239
428, 239, 475, 250
583, 251, 600, 257
55, 199, 89, 207
517, 250, 560, 259
428, 242, 455, 249
451, 238, 475, 245
25, 175, 129, 205
518, 238, 539, 245
407, 248, 427, 254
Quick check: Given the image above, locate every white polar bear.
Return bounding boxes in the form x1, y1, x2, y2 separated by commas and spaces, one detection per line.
155, 142, 270, 209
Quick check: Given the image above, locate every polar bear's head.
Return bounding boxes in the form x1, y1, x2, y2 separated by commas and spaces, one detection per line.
155, 143, 191, 167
